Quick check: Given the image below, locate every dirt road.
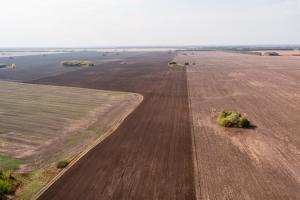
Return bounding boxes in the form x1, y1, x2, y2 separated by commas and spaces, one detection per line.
30, 52, 196, 200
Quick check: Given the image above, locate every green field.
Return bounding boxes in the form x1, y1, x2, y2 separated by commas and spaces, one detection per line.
0, 155, 22, 170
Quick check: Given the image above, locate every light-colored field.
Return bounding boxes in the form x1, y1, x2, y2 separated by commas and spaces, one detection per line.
96, 48, 180, 52
0, 81, 142, 172
176, 51, 300, 199
0, 81, 142, 199
0, 51, 65, 58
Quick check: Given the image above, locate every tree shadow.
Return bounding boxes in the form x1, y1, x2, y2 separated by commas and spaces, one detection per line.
245, 124, 257, 130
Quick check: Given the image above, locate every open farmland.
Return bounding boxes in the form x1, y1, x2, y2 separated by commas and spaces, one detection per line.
9, 50, 300, 200
0, 51, 144, 82
0, 80, 141, 199
0, 80, 141, 170
175, 51, 300, 199
0, 51, 65, 58
30, 52, 196, 200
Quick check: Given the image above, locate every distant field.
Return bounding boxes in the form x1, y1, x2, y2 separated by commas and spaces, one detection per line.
0, 80, 142, 172
0, 51, 144, 81
0, 51, 65, 58
250, 50, 300, 56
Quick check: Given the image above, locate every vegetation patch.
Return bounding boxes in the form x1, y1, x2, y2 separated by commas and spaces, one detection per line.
0, 156, 22, 170
263, 52, 280, 56
14, 168, 58, 200
61, 60, 94, 67
0, 64, 7, 68
168, 61, 191, 67
168, 61, 185, 68
0, 171, 17, 198
237, 51, 263, 56
168, 61, 177, 66
56, 161, 69, 169
93, 127, 103, 134
0, 64, 16, 69
217, 111, 250, 128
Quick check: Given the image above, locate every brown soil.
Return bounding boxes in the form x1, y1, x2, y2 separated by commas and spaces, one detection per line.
178, 51, 300, 200
29, 52, 196, 200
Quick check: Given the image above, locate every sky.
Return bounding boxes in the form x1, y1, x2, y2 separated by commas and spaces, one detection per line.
0, 0, 299, 47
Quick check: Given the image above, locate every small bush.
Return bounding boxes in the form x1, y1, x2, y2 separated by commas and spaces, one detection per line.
61, 60, 94, 67
168, 61, 177, 65
56, 161, 69, 169
217, 111, 250, 128
93, 127, 103, 134
0, 171, 15, 197
184, 62, 189, 66
264, 52, 279, 56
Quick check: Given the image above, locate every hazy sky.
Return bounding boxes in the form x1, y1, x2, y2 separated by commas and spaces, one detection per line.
1, 0, 299, 47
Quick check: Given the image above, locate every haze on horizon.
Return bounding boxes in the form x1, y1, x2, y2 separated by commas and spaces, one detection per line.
1, 0, 300, 47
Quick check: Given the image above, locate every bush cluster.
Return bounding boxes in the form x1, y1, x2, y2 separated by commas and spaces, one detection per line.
0, 64, 7, 68
56, 160, 69, 169
0, 171, 15, 198
264, 52, 280, 56
168, 61, 177, 66
217, 111, 250, 128
61, 60, 94, 67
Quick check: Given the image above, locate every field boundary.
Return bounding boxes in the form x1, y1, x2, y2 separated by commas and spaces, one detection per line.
186, 69, 201, 200
31, 93, 143, 200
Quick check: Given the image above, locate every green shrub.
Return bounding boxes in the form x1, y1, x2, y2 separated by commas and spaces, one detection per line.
93, 127, 103, 134
217, 111, 250, 128
0, 171, 13, 180
56, 161, 69, 169
0, 171, 15, 197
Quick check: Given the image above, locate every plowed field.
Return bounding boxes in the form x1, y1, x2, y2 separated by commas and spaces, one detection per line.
177, 51, 300, 200
31, 52, 196, 200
